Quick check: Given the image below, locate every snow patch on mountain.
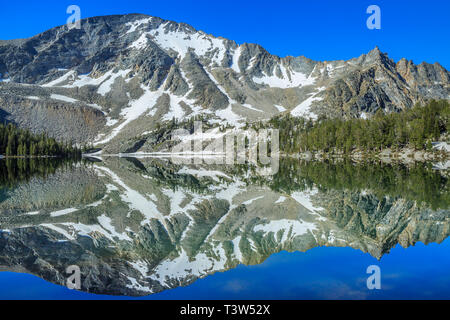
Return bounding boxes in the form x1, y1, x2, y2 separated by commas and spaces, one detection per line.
242, 104, 263, 113
231, 46, 241, 73
162, 94, 187, 121
290, 87, 326, 119
43, 70, 76, 87
98, 69, 131, 96
147, 22, 227, 64
129, 33, 149, 50
274, 105, 286, 112
50, 94, 78, 103
96, 85, 163, 144
126, 17, 153, 34
215, 105, 244, 127
253, 65, 316, 89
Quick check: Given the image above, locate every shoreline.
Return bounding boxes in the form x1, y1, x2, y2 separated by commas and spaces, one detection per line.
6, 147, 445, 166
287, 148, 449, 164
0, 155, 78, 159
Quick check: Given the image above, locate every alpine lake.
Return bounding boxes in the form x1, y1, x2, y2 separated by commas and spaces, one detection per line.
0, 155, 448, 300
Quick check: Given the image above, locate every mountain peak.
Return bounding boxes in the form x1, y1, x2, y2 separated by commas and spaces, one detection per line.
370, 45, 381, 53
357, 45, 395, 70
366, 46, 385, 59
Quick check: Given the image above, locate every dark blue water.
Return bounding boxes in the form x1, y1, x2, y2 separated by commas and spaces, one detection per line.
1, 239, 449, 300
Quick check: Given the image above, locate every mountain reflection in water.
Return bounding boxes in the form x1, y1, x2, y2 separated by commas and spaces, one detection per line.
0, 157, 448, 297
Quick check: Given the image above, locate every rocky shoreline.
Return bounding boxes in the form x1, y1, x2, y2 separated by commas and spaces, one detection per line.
289, 146, 449, 165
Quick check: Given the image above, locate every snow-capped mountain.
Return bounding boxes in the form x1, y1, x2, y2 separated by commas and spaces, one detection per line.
0, 14, 449, 152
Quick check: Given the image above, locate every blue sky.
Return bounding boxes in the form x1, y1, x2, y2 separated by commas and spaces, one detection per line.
0, 0, 449, 68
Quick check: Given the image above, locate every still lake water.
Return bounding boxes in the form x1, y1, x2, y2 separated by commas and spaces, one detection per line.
0, 157, 448, 299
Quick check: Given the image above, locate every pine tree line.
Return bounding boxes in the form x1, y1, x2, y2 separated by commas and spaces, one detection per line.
0, 157, 81, 188
268, 100, 449, 153
0, 123, 81, 158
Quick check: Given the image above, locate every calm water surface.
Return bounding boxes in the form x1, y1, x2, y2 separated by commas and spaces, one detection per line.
0, 157, 448, 299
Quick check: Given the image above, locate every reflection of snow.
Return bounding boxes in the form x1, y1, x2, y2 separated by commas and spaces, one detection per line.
150, 245, 227, 286
177, 167, 231, 182
433, 142, 450, 152
432, 160, 450, 170
98, 215, 132, 241
94, 165, 164, 226
215, 181, 246, 211
254, 219, 317, 242
129, 260, 149, 277
126, 276, 152, 293
275, 196, 286, 204
242, 196, 264, 206
232, 236, 243, 261
50, 208, 78, 217
290, 189, 323, 212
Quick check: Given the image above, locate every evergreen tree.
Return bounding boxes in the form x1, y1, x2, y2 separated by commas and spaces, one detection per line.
0, 123, 81, 158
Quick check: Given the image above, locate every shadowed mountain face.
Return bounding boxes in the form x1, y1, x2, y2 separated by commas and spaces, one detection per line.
0, 157, 448, 296
0, 14, 449, 150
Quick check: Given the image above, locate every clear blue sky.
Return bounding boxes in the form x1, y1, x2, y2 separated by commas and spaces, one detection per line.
0, 0, 449, 68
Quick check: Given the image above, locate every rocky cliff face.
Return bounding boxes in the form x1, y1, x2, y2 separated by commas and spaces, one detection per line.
0, 14, 449, 150
0, 158, 448, 296
0, 85, 105, 143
